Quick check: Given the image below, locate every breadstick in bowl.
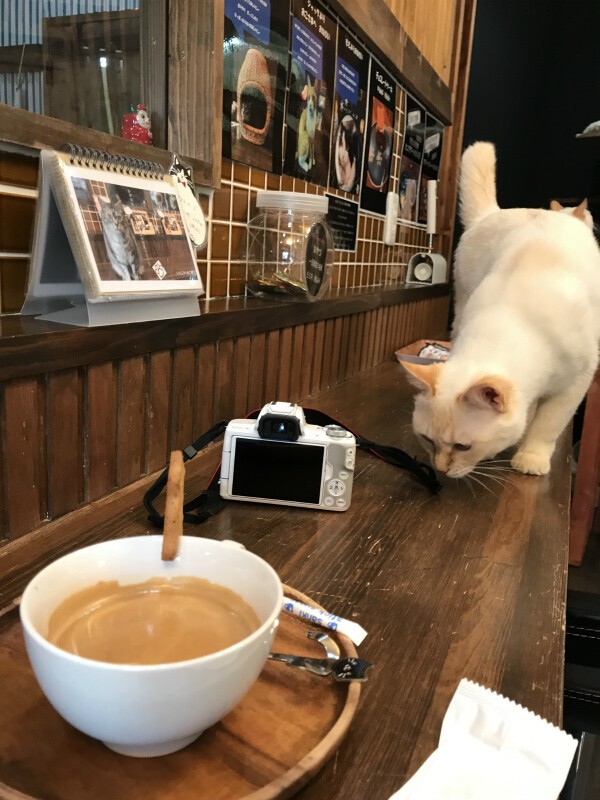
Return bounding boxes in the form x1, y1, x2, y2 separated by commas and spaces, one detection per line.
161, 450, 185, 561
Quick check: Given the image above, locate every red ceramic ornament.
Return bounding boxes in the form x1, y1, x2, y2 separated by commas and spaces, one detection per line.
121, 104, 153, 146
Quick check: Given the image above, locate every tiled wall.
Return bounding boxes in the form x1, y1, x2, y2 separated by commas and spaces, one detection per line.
0, 82, 433, 311
199, 85, 431, 299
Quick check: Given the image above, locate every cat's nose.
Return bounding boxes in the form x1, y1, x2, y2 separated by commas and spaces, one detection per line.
434, 454, 449, 473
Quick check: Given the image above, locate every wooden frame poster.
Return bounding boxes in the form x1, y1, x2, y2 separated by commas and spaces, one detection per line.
223, 0, 290, 173
360, 60, 396, 215
284, 0, 337, 187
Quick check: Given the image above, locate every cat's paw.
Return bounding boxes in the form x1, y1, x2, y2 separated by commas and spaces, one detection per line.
511, 449, 551, 475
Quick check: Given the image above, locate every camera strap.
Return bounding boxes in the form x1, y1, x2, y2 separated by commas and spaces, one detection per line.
143, 408, 441, 529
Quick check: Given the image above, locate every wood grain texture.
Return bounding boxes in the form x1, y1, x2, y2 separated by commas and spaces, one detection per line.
117, 357, 146, 488
86, 363, 118, 502
326, 0, 452, 122
4, 379, 45, 538
168, 0, 223, 186
197, 342, 217, 432
569, 369, 600, 565
276, 328, 293, 401
0, 286, 449, 382
139, 0, 168, 149
0, 103, 212, 187
215, 338, 235, 421
247, 333, 267, 413
0, 586, 359, 800
0, 361, 570, 799
232, 335, 251, 418
437, 0, 477, 269
385, 0, 458, 84
46, 369, 83, 517
171, 346, 196, 450
145, 351, 172, 474
0, 296, 449, 541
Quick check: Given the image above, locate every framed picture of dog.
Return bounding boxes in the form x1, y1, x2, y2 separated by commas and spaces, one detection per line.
283, 0, 336, 188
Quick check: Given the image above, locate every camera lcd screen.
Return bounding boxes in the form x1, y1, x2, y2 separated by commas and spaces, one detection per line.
231, 438, 325, 504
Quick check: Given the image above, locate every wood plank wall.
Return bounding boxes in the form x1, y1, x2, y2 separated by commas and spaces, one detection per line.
385, 0, 459, 84
0, 294, 448, 544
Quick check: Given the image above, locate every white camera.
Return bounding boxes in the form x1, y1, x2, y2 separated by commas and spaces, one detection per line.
220, 402, 355, 511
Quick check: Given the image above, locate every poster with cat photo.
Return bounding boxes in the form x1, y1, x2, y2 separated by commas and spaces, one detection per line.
328, 29, 369, 196
29, 151, 203, 302
283, 0, 337, 187
399, 95, 425, 223
417, 114, 444, 224
359, 59, 396, 216
223, 0, 289, 173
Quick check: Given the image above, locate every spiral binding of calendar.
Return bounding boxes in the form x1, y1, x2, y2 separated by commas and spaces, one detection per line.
61, 144, 165, 180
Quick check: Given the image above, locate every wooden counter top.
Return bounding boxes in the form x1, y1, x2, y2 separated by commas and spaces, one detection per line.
0, 359, 571, 799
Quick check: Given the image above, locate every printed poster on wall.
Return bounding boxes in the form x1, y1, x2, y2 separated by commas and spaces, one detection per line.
223, 0, 290, 173
417, 114, 444, 224
328, 30, 369, 196
283, 0, 336, 187
360, 59, 396, 216
399, 95, 425, 222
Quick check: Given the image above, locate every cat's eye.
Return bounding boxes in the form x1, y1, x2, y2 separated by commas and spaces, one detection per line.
453, 443, 471, 451
421, 434, 434, 445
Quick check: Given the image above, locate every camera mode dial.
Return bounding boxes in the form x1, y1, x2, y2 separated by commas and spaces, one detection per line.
325, 425, 349, 438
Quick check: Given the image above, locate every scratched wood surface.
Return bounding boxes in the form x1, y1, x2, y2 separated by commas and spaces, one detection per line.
0, 293, 448, 543
0, 360, 571, 799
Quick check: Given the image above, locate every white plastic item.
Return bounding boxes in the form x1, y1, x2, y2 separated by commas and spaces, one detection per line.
388, 679, 578, 800
426, 179, 437, 235
383, 192, 399, 246
245, 191, 334, 301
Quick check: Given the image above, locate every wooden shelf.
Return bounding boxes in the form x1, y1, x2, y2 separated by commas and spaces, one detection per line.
0, 284, 449, 381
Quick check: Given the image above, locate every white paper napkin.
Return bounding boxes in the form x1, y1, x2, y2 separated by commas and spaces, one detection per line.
388, 679, 578, 800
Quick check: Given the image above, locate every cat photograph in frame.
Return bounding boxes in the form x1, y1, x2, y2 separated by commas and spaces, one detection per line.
36, 150, 204, 301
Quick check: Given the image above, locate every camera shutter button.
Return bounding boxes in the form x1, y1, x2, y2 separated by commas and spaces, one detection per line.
325, 425, 348, 438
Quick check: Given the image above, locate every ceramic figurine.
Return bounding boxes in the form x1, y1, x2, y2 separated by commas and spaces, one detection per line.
121, 104, 153, 146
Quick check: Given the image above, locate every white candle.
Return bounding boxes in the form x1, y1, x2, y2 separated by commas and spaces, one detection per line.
426, 179, 437, 235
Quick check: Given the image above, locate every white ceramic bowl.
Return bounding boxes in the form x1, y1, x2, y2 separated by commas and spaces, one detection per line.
20, 535, 283, 758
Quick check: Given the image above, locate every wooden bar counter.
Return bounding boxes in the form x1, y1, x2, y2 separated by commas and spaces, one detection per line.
0, 359, 571, 800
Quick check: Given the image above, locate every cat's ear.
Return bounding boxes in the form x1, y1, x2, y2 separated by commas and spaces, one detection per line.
401, 362, 443, 394
550, 200, 563, 212
573, 198, 588, 221
461, 375, 514, 413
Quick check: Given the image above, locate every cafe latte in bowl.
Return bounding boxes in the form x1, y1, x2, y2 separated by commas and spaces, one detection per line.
20, 536, 283, 757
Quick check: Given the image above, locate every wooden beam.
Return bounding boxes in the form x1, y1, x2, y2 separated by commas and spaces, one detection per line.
326, 0, 452, 123
0, 44, 43, 74
0, 103, 213, 186
0, 284, 449, 381
436, 0, 477, 267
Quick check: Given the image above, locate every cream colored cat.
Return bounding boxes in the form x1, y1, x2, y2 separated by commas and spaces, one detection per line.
403, 141, 600, 477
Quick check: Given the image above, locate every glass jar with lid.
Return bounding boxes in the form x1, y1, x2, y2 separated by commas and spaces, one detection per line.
245, 191, 334, 301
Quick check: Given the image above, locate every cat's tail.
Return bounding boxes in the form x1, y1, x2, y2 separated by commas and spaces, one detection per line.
459, 141, 499, 228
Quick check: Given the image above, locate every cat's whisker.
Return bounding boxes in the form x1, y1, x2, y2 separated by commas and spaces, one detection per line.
472, 470, 514, 489
466, 472, 498, 497
462, 475, 477, 500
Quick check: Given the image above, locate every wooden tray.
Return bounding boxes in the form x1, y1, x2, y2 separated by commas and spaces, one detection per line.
0, 586, 361, 800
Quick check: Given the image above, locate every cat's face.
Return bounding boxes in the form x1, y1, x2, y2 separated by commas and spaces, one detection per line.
304, 77, 317, 116
94, 195, 128, 229
404, 363, 526, 478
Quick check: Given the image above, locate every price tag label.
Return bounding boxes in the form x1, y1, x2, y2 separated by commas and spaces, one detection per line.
169, 154, 207, 248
